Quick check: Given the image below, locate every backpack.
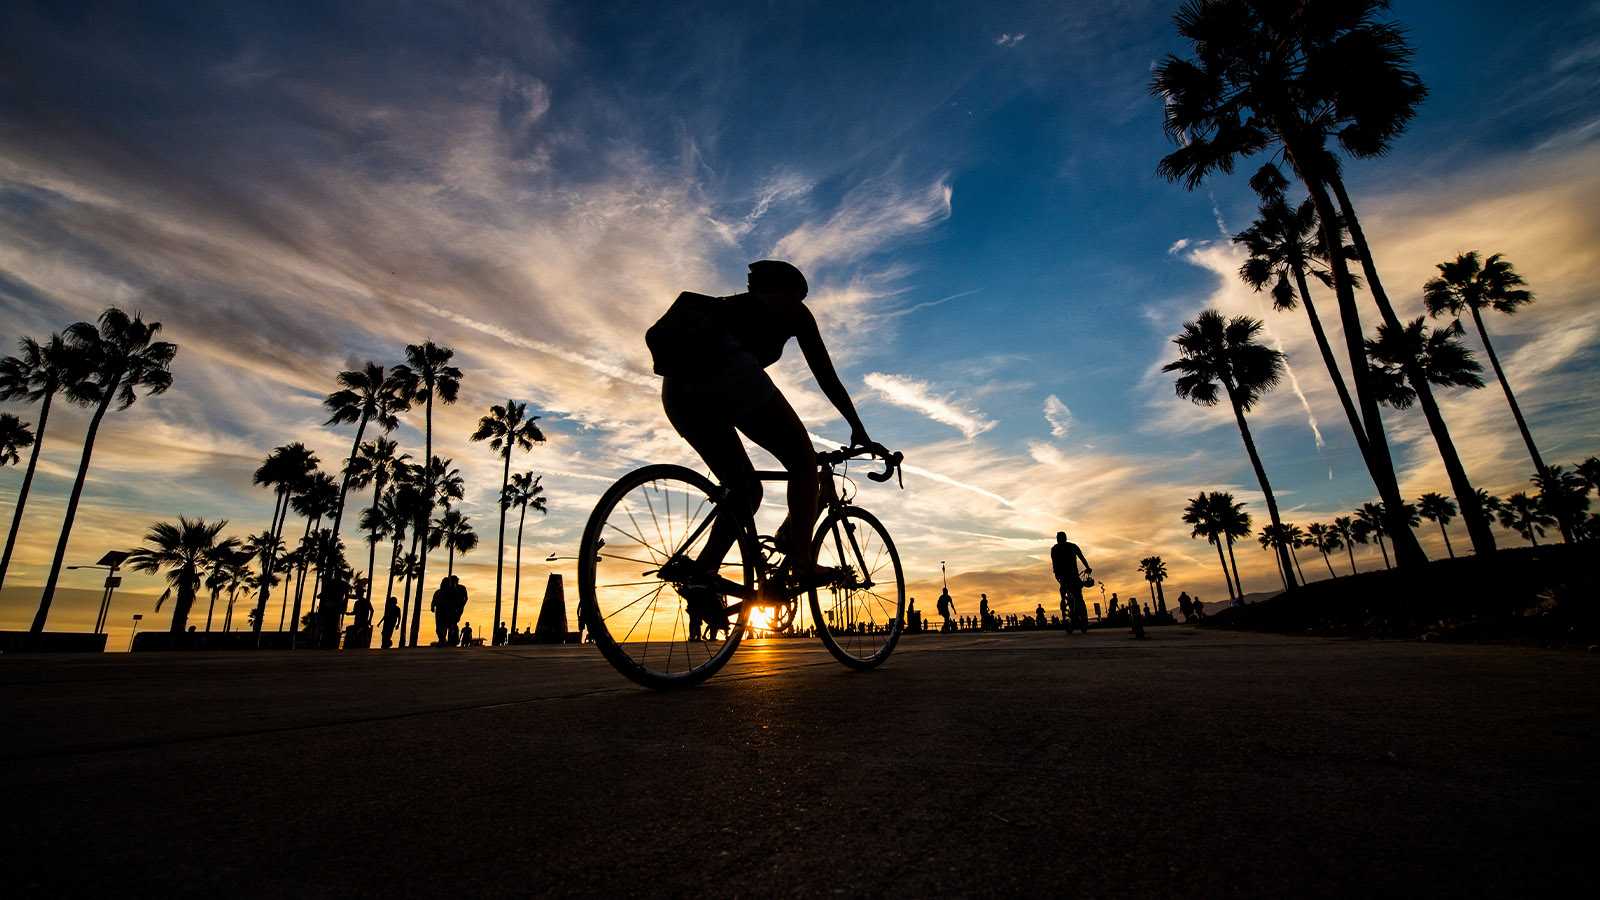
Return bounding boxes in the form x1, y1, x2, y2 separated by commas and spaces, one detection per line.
646, 292, 727, 377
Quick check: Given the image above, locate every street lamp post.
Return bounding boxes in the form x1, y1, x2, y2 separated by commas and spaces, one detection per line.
128, 613, 143, 651
70, 550, 131, 635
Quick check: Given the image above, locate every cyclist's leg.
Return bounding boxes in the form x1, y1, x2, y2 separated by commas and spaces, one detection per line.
663, 382, 759, 572
730, 387, 817, 581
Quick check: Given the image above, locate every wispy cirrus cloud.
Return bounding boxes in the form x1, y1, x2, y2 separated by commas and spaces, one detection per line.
1043, 394, 1072, 437
769, 174, 952, 273
862, 372, 996, 439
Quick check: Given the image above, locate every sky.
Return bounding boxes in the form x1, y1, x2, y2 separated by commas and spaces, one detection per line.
2, 0, 1598, 647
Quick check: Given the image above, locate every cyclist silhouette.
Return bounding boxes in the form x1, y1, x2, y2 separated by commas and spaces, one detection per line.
1051, 531, 1091, 633
647, 260, 874, 623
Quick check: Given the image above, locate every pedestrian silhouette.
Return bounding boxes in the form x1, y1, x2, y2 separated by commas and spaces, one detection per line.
1177, 590, 1194, 623
937, 585, 956, 632
461, 621, 473, 646
381, 595, 401, 648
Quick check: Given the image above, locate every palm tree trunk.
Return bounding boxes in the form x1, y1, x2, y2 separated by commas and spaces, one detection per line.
383, 539, 401, 637
290, 514, 317, 650
448, 547, 455, 577
1345, 541, 1357, 575
1155, 580, 1166, 615
1375, 532, 1391, 569
1288, 545, 1306, 584
170, 568, 197, 634
1326, 174, 1495, 556
252, 489, 290, 639
1408, 372, 1497, 555
400, 528, 421, 648
317, 414, 370, 648
1291, 264, 1369, 459
278, 561, 294, 630
1214, 539, 1236, 600
511, 503, 527, 633
1225, 388, 1297, 590
493, 451, 510, 640
1468, 306, 1559, 537
32, 384, 116, 635
206, 586, 221, 631
1225, 537, 1243, 599
364, 476, 383, 616
411, 395, 434, 647
1322, 550, 1336, 579
1437, 521, 1455, 558
1284, 153, 1426, 568
0, 390, 52, 590
1527, 527, 1539, 548
1269, 540, 1289, 592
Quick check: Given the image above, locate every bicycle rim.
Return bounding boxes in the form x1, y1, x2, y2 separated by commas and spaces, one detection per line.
578, 464, 753, 689
808, 506, 904, 670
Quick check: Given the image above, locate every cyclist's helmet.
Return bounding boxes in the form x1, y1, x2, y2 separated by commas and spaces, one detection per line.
748, 260, 808, 299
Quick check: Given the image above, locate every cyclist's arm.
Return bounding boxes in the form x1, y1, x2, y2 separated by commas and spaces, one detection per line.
795, 306, 869, 444
1077, 547, 1092, 571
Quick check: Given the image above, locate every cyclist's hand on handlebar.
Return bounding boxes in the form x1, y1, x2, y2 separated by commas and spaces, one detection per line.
849, 425, 873, 450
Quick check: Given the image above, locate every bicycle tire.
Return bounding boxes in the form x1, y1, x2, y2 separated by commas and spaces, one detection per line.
808, 506, 905, 670
578, 464, 755, 689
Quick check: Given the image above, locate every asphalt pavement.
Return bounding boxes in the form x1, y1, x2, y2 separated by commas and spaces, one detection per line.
3, 628, 1595, 897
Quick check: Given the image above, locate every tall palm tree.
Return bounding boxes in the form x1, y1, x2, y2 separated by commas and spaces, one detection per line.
505, 471, 547, 634
0, 334, 86, 592
248, 443, 318, 636
470, 400, 546, 639
350, 436, 410, 615
1212, 491, 1252, 597
375, 480, 422, 645
1305, 523, 1342, 579
202, 544, 248, 632
391, 342, 462, 648
126, 518, 233, 634
1163, 311, 1297, 589
408, 455, 463, 646
1577, 458, 1600, 495
243, 529, 286, 619
1182, 491, 1236, 600
0, 414, 33, 467
1416, 492, 1458, 558
287, 471, 338, 648
1151, 0, 1430, 567
316, 362, 409, 648
32, 309, 177, 635
1138, 556, 1169, 615
1354, 502, 1391, 570
1498, 492, 1553, 547
1365, 317, 1495, 554
1424, 251, 1548, 482
433, 509, 478, 577
1331, 515, 1361, 575
1532, 466, 1589, 545
1235, 180, 1369, 460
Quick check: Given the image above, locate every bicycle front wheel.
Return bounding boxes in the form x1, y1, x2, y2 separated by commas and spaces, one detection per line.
808, 506, 905, 670
578, 464, 755, 689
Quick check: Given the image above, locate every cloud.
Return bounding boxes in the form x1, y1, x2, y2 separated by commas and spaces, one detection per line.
994, 33, 1027, 48
1043, 394, 1072, 438
769, 174, 953, 272
862, 372, 997, 439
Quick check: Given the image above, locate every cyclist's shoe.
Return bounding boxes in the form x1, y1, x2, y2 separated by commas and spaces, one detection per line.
769, 564, 852, 598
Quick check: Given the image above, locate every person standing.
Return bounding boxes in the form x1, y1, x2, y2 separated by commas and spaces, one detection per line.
978, 593, 991, 631
431, 577, 453, 646
937, 586, 956, 633
460, 621, 474, 646
381, 595, 402, 648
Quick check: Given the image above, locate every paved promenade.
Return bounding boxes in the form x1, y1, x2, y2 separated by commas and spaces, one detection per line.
4, 629, 1595, 896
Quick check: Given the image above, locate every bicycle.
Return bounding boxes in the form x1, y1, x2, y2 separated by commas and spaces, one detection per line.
577, 443, 906, 689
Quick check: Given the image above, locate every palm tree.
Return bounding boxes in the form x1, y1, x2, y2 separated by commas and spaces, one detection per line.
470, 400, 546, 640
1138, 556, 1169, 615
1305, 523, 1342, 579
0, 334, 86, 592
1212, 491, 1252, 597
391, 342, 462, 648
1331, 515, 1361, 575
243, 529, 286, 618
505, 471, 547, 634
248, 443, 318, 636
1416, 492, 1458, 558
1366, 317, 1495, 555
315, 362, 409, 648
351, 437, 410, 615
1257, 524, 1293, 592
1498, 492, 1554, 547
1532, 466, 1590, 545
408, 455, 464, 646
31, 309, 177, 635
1424, 250, 1549, 491
202, 544, 248, 632
1235, 182, 1369, 461
1283, 523, 1308, 584
126, 518, 233, 634
434, 509, 478, 577
1183, 491, 1236, 600
0, 414, 33, 466
287, 471, 337, 648
1151, 0, 1430, 568
1354, 502, 1390, 570
374, 480, 421, 645
1163, 311, 1297, 589
1577, 458, 1600, 495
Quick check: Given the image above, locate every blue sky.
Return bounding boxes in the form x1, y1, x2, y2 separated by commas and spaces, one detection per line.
2, 0, 1598, 639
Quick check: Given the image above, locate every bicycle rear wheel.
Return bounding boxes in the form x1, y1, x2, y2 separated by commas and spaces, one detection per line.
808, 506, 905, 670
578, 464, 754, 689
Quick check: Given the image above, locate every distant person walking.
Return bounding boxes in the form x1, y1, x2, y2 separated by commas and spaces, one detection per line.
1176, 591, 1194, 623
978, 593, 991, 631
381, 595, 401, 648
432, 575, 465, 646
461, 621, 474, 646
937, 586, 956, 632
1051, 532, 1091, 634
1128, 595, 1147, 640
